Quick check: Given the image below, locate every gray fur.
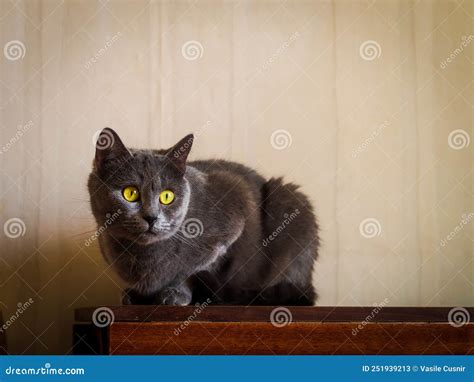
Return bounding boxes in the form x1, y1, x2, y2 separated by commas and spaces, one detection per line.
88, 128, 319, 305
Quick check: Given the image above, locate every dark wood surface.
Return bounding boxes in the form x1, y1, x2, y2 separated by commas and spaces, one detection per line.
73, 306, 474, 355
75, 306, 474, 323
109, 322, 474, 355
0, 311, 7, 354
72, 324, 109, 355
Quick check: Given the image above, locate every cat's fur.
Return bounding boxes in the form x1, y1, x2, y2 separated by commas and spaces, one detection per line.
88, 128, 319, 305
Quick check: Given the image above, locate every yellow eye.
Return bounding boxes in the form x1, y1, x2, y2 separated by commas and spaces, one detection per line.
159, 190, 175, 205
122, 186, 140, 202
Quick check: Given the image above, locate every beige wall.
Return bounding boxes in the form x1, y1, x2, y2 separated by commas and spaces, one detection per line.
0, 0, 472, 354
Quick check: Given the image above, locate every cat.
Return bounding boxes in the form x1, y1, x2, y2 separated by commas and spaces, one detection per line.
88, 128, 319, 306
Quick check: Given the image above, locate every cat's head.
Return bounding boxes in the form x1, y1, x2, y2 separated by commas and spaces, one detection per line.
88, 128, 194, 245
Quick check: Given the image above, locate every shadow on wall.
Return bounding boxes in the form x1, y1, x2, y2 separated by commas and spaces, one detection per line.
2, 234, 121, 354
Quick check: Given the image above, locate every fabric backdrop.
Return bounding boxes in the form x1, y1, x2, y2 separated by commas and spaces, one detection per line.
0, 0, 472, 354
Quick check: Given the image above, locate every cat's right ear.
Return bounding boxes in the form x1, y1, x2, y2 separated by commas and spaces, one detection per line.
165, 134, 194, 176
94, 128, 132, 169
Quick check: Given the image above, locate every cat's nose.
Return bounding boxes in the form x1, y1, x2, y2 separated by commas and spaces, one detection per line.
143, 215, 158, 226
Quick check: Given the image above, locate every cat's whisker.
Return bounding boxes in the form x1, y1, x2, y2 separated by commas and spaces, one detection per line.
173, 233, 211, 252
171, 233, 201, 248
70, 229, 99, 237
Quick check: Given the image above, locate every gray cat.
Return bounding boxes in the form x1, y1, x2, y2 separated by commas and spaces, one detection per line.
88, 128, 319, 306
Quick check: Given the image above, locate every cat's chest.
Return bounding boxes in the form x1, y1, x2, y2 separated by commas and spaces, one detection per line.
103, 234, 232, 292
107, 241, 174, 278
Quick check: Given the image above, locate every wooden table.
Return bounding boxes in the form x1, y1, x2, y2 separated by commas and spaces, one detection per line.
0, 311, 7, 354
73, 306, 474, 355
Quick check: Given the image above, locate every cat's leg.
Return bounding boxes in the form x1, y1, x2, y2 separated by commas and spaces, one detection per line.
154, 279, 193, 306
122, 288, 156, 305
254, 282, 317, 306
122, 288, 133, 305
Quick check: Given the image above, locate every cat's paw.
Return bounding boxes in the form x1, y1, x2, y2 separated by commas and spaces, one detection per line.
156, 287, 192, 306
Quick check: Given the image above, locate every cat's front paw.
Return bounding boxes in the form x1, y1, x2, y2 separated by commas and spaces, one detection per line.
156, 287, 192, 306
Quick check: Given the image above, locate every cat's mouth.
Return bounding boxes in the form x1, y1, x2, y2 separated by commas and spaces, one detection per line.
148, 224, 171, 234
136, 225, 174, 243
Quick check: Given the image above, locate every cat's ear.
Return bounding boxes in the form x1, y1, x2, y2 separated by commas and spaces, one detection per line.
94, 128, 132, 169
165, 134, 194, 175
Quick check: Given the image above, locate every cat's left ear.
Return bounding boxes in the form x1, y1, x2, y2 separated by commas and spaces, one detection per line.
94, 128, 132, 170
165, 134, 194, 176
